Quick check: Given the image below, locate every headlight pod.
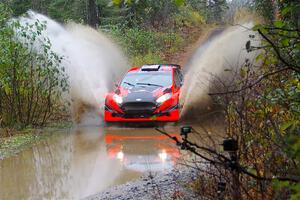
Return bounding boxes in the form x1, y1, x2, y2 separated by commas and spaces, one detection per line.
113, 94, 123, 104
156, 93, 172, 104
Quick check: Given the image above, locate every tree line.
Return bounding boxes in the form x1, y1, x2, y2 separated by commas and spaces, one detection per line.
3, 0, 228, 28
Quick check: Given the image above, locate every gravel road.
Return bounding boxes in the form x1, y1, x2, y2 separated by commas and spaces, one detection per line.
85, 168, 200, 200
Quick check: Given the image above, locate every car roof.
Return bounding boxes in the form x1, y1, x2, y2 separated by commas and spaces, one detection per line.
128, 64, 181, 72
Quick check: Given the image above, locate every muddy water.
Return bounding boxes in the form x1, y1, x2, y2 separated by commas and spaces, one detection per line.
0, 126, 186, 200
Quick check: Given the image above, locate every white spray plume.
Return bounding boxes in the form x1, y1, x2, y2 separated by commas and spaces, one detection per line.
181, 23, 259, 117
18, 11, 128, 118
16, 12, 259, 122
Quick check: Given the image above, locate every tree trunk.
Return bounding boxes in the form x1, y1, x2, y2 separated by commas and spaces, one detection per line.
0, 87, 2, 126
11, 50, 18, 125
87, 0, 99, 28
31, 0, 41, 12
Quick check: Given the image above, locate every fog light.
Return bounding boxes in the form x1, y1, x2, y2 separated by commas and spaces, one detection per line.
117, 151, 124, 161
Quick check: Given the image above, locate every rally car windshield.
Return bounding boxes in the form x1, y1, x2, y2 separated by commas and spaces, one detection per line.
121, 71, 172, 88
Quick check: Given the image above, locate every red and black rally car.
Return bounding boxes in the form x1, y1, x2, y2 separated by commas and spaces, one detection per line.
104, 64, 183, 122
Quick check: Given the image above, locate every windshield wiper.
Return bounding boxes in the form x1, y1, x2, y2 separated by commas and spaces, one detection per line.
136, 82, 163, 87
123, 81, 135, 87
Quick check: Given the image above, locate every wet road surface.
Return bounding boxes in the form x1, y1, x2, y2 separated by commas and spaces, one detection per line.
0, 125, 185, 200
0, 120, 224, 200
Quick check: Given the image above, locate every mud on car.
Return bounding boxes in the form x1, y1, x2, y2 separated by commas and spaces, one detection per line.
104, 64, 184, 122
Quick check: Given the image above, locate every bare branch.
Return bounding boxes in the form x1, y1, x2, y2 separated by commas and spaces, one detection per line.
208, 67, 290, 96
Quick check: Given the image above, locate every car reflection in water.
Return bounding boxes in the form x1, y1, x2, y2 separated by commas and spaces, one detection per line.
105, 130, 181, 172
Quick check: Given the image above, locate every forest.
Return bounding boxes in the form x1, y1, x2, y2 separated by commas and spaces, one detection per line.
0, 0, 299, 199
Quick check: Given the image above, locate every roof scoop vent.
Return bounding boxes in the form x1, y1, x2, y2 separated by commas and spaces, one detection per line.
141, 65, 160, 71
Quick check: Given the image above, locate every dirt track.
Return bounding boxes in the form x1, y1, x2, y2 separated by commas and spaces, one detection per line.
168, 25, 223, 67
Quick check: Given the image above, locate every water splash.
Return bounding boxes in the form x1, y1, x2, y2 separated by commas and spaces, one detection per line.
18, 11, 128, 122
181, 23, 259, 119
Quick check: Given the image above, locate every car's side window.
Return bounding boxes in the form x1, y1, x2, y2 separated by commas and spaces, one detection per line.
178, 70, 183, 83
174, 69, 181, 88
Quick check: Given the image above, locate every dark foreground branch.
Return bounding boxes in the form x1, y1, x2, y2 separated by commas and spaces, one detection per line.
257, 29, 300, 73
155, 128, 300, 183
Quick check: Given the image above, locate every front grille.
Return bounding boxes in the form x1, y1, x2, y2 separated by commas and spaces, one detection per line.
121, 102, 157, 118
122, 102, 156, 111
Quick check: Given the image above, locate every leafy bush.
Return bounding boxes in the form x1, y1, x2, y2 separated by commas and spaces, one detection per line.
0, 4, 69, 128
105, 26, 184, 65
132, 53, 165, 66
159, 32, 184, 54
173, 5, 205, 28
122, 28, 161, 56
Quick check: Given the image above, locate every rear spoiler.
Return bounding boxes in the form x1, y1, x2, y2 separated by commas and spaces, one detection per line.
144, 64, 181, 69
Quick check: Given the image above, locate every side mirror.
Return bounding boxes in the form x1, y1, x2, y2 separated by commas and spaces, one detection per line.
163, 88, 172, 93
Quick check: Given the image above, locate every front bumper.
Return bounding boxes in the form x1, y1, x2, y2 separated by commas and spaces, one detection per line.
104, 107, 179, 122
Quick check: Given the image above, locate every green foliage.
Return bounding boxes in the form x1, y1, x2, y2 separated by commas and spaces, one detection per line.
174, 0, 185, 7
254, 0, 275, 22
4, 0, 213, 28
122, 28, 161, 55
132, 53, 164, 67
99, 1, 205, 65
173, 5, 205, 28
0, 3, 12, 24
5, 0, 32, 16
0, 3, 69, 128
211, 1, 300, 198
106, 26, 184, 65
47, 0, 85, 23
207, 0, 228, 23
112, 0, 182, 28
273, 179, 300, 200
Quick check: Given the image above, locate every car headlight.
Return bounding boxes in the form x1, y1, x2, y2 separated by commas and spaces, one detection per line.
113, 94, 123, 104
156, 93, 172, 104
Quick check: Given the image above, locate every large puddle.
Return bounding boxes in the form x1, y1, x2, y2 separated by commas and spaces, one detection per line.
0, 125, 186, 200
0, 119, 224, 200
